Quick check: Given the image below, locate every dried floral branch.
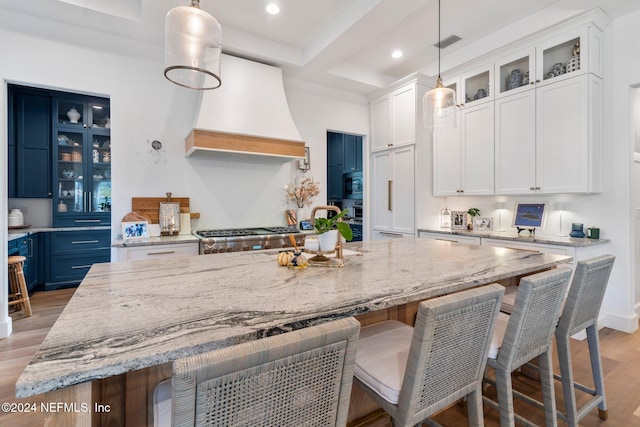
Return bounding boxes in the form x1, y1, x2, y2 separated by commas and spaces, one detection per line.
284, 176, 320, 208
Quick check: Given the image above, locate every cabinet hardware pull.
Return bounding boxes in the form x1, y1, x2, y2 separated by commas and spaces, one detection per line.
435, 238, 459, 243
71, 240, 100, 244
535, 80, 540, 83
28, 238, 33, 258
380, 232, 402, 237
530, 187, 535, 191
535, 186, 541, 190
530, 81, 535, 85
71, 265, 92, 269
388, 180, 393, 211
147, 251, 176, 256
75, 219, 101, 223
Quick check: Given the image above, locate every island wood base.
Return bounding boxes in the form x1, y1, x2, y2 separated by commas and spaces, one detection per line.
41, 273, 544, 427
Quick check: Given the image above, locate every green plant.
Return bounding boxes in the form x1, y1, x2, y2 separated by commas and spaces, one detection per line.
467, 208, 480, 218
314, 209, 353, 241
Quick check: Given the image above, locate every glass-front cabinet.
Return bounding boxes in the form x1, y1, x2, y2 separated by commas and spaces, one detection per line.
52, 96, 111, 227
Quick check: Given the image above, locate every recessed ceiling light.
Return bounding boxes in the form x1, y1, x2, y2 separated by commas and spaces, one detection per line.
266, 3, 280, 15
391, 50, 403, 59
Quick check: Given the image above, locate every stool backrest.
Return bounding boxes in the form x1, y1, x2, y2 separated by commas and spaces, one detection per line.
397, 283, 505, 423
557, 254, 615, 337
498, 267, 572, 370
171, 317, 360, 427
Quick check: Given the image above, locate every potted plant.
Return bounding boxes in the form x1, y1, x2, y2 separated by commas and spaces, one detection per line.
314, 208, 353, 251
467, 207, 480, 230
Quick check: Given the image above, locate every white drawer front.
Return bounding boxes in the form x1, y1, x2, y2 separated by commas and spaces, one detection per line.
119, 243, 199, 261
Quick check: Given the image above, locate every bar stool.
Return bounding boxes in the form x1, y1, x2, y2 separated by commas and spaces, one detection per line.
353, 284, 505, 427
8, 256, 32, 317
154, 317, 360, 427
483, 267, 572, 427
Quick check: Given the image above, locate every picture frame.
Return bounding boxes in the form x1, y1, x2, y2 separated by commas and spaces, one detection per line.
159, 202, 181, 232
451, 210, 468, 230
473, 216, 494, 231
513, 202, 547, 231
122, 221, 149, 240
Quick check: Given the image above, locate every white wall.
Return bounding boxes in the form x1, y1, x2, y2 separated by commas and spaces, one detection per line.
0, 19, 369, 337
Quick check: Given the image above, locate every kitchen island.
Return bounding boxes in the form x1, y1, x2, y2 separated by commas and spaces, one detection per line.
16, 237, 571, 426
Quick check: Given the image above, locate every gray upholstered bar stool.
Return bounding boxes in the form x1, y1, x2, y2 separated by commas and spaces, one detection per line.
483, 267, 572, 427
353, 284, 505, 427
153, 317, 360, 427
8, 255, 32, 317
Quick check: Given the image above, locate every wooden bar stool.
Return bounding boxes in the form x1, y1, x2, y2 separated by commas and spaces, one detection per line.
8, 256, 32, 317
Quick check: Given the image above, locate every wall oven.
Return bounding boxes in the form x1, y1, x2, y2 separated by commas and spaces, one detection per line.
343, 172, 363, 199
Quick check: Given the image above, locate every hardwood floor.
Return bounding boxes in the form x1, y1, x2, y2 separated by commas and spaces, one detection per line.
1, 288, 639, 427
1, 288, 75, 427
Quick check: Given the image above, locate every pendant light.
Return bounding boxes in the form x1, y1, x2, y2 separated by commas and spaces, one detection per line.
423, 0, 456, 131
164, 0, 222, 90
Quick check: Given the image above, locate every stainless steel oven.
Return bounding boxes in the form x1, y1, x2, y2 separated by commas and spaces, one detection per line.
343, 172, 363, 199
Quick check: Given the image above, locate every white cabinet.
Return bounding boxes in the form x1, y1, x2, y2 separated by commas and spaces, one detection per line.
418, 231, 481, 245
370, 78, 429, 152
115, 242, 199, 261
461, 65, 494, 106
433, 101, 494, 196
371, 145, 415, 236
494, 25, 602, 99
495, 74, 601, 194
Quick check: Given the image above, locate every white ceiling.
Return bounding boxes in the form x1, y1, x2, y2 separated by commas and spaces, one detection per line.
0, 0, 639, 94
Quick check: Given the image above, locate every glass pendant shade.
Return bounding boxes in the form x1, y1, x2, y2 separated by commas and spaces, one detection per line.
164, 1, 222, 90
423, 77, 456, 131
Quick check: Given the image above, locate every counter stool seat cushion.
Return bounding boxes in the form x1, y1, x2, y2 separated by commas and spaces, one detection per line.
353, 320, 413, 404
500, 286, 518, 313
488, 312, 510, 359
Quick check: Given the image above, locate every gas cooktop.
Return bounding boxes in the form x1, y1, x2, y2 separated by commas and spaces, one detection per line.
195, 226, 299, 239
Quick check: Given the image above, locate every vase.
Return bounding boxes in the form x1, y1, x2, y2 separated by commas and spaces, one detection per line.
296, 206, 311, 223
317, 230, 338, 252
67, 107, 81, 123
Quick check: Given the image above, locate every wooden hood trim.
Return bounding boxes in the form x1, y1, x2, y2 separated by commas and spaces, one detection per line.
185, 129, 305, 159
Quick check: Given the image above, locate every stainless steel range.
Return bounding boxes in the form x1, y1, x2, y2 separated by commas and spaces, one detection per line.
195, 226, 306, 254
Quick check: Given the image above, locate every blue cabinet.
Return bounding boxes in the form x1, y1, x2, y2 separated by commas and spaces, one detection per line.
52, 96, 111, 227
327, 132, 363, 201
8, 234, 40, 293
46, 230, 111, 290
343, 135, 363, 173
8, 85, 52, 198
350, 224, 363, 242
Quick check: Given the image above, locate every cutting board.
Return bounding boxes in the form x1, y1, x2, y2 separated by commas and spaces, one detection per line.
131, 197, 197, 224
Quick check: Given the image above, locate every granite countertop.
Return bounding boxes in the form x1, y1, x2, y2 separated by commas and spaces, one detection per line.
16, 237, 570, 398
8, 226, 111, 242
417, 228, 609, 247
111, 234, 200, 247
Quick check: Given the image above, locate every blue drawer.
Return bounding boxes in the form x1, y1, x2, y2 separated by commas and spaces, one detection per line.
53, 214, 110, 227
51, 230, 111, 254
49, 252, 110, 286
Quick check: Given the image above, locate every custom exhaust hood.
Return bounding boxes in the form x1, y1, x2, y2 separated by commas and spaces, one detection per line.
186, 54, 305, 159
